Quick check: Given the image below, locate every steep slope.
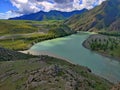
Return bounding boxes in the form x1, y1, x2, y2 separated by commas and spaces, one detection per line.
65, 0, 120, 32
0, 47, 112, 90
0, 47, 35, 61
9, 9, 87, 21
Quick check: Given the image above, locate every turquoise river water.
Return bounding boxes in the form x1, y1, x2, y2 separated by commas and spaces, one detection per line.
28, 33, 120, 83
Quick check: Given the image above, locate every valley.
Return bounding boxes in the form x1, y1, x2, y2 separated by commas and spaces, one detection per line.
0, 20, 75, 50
0, 0, 120, 89
23, 32, 120, 84
0, 31, 119, 90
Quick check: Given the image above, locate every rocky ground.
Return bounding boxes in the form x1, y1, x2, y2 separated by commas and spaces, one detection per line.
0, 47, 113, 90
0, 47, 35, 61
111, 83, 120, 90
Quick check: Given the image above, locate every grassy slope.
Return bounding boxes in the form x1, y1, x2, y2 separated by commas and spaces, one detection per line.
65, 0, 120, 32
0, 47, 112, 90
0, 37, 113, 90
0, 20, 74, 50
0, 47, 36, 61
0, 20, 62, 35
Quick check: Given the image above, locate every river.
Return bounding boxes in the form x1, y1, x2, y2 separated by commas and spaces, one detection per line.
24, 32, 120, 83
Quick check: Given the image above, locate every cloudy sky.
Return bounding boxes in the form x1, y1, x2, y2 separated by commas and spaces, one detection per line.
0, 0, 105, 19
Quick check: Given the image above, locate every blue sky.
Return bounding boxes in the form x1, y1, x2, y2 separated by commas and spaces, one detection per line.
0, 0, 105, 19
0, 0, 17, 13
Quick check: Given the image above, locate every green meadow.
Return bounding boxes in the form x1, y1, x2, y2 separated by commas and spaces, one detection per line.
0, 20, 74, 50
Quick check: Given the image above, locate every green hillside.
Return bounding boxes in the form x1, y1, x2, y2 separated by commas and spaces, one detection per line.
0, 47, 35, 61
0, 20, 74, 50
0, 47, 112, 90
65, 0, 120, 32
0, 20, 62, 35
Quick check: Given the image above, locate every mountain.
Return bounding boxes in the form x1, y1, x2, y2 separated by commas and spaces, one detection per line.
9, 9, 87, 21
65, 0, 120, 32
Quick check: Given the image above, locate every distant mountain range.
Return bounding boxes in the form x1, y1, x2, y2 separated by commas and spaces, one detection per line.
9, 9, 87, 21
9, 0, 120, 32
65, 0, 120, 32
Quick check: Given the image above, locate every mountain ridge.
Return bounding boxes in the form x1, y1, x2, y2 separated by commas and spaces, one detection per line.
65, 0, 120, 32
9, 9, 87, 21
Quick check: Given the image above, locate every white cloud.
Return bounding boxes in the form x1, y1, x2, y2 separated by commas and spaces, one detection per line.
82, 0, 106, 9
10, 0, 41, 14
15, 0, 28, 3
38, 1, 55, 11
10, 0, 106, 13
1, 0, 106, 19
0, 11, 22, 19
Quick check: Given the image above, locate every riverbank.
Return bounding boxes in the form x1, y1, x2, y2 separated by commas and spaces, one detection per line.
0, 20, 75, 51
20, 50, 75, 65
0, 31, 75, 51
19, 31, 91, 64
0, 47, 112, 90
0, 46, 113, 90
24, 33, 120, 83
83, 34, 120, 62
